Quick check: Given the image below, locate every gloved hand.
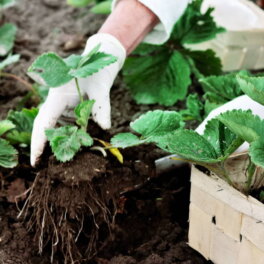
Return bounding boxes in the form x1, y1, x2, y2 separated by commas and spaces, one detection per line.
195, 95, 264, 152
30, 33, 126, 166
155, 95, 264, 174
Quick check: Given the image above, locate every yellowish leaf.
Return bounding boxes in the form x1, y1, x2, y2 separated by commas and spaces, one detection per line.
97, 139, 123, 164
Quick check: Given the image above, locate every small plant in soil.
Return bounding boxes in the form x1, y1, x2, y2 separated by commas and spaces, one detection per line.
28, 44, 117, 162
0, 108, 39, 168
0, 1, 41, 168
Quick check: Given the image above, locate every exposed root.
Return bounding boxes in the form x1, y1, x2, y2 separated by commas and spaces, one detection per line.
18, 167, 117, 264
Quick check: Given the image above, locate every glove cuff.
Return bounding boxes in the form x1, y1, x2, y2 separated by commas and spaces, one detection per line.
83, 33, 127, 71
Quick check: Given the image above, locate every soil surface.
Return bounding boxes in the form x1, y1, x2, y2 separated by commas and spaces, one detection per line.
1, 1, 210, 263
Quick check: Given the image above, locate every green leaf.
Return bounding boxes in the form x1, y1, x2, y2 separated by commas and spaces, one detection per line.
237, 75, 264, 106
131, 43, 163, 56
0, 0, 16, 9
46, 125, 93, 162
124, 50, 191, 106
0, 120, 15, 136
160, 129, 220, 163
0, 54, 20, 70
64, 54, 82, 69
203, 118, 244, 158
110, 110, 184, 149
6, 131, 31, 146
7, 108, 38, 133
67, 0, 93, 7
91, 0, 112, 14
0, 23, 17, 56
69, 52, 117, 78
249, 140, 264, 168
203, 99, 222, 117
78, 44, 101, 67
0, 138, 17, 168
76, 129, 93, 146
218, 110, 264, 143
64, 45, 101, 71
131, 110, 184, 142
180, 93, 203, 121
186, 49, 222, 77
200, 71, 248, 102
46, 126, 81, 162
28, 53, 73, 87
74, 99, 95, 130
110, 133, 143, 148
171, 0, 225, 45
6, 108, 38, 145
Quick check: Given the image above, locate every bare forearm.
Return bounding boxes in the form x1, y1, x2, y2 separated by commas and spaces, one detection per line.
98, 0, 159, 54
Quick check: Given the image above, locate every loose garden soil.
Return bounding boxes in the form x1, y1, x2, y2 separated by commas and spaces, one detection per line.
1, 1, 210, 263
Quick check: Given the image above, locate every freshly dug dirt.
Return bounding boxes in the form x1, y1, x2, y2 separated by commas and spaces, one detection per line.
1, 151, 208, 264
0, 0, 210, 263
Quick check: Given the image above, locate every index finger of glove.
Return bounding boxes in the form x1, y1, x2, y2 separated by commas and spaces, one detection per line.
30, 93, 68, 167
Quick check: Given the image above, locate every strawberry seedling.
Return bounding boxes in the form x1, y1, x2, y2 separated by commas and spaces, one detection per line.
111, 73, 264, 196
28, 44, 117, 162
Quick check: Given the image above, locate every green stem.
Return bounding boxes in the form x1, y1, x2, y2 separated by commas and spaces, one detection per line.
75, 78, 83, 102
207, 162, 233, 187
245, 159, 256, 194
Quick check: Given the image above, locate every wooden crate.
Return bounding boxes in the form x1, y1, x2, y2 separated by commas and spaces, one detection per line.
188, 166, 264, 264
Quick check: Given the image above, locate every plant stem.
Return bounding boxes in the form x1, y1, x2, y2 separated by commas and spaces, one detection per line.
0, 71, 36, 95
246, 159, 256, 193
208, 162, 233, 187
75, 78, 83, 102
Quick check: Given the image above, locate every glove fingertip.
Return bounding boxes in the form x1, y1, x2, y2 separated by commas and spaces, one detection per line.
94, 114, 111, 130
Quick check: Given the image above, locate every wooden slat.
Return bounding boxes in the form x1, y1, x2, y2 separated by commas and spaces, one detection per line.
190, 184, 242, 241
188, 203, 212, 259
210, 225, 240, 264
241, 214, 264, 252
191, 166, 264, 222
237, 237, 264, 264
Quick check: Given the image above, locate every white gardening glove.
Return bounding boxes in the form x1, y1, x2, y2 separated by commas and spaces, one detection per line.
30, 33, 126, 166
155, 95, 264, 174
195, 95, 264, 153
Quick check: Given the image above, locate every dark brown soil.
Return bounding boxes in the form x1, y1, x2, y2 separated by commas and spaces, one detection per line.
0, 1, 210, 263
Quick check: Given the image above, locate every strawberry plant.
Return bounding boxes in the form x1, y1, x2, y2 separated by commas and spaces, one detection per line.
123, 0, 225, 106
0, 107, 39, 168
217, 75, 264, 169
0, 120, 18, 168
28, 44, 117, 162
111, 110, 242, 186
200, 70, 250, 115
111, 73, 264, 196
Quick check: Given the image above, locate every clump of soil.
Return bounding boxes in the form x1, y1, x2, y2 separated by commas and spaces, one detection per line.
15, 148, 154, 264
1, 149, 208, 264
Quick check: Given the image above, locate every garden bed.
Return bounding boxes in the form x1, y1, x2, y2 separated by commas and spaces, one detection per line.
0, 0, 209, 263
